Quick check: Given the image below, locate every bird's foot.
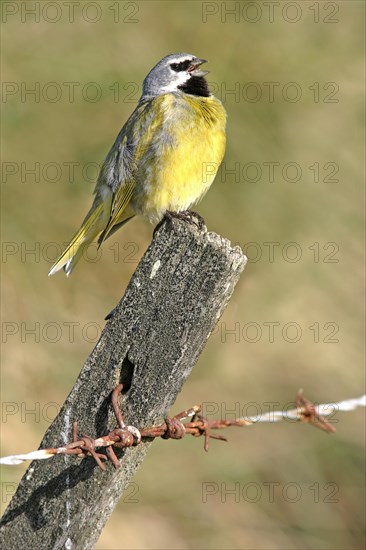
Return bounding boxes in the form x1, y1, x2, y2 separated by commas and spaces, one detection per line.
153, 210, 206, 238
167, 210, 206, 230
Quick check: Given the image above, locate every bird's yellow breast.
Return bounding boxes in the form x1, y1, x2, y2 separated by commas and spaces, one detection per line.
132, 93, 226, 222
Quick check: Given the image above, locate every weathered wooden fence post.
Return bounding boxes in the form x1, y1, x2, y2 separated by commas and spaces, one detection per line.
0, 217, 246, 549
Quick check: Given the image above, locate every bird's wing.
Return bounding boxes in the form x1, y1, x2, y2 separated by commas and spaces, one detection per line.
97, 97, 167, 244
97, 179, 135, 245
95, 102, 150, 245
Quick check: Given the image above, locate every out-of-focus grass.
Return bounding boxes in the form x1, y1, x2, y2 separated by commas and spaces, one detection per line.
1, 1, 364, 549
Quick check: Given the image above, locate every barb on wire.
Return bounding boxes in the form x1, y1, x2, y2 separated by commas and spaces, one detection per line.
239, 392, 366, 428
1, 387, 365, 470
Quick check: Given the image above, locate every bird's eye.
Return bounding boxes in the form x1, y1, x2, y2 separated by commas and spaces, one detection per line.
170, 60, 192, 72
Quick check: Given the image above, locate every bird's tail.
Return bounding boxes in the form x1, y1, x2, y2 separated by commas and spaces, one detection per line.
48, 193, 112, 277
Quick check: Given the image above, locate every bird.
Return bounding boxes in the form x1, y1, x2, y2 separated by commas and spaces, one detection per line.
48, 52, 227, 276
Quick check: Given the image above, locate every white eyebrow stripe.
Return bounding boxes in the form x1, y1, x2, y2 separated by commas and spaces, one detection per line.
169, 57, 193, 64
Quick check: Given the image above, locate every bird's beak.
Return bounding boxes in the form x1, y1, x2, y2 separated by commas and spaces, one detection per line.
188, 58, 209, 77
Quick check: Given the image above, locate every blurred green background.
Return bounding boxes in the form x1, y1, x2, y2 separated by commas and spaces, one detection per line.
1, 1, 365, 548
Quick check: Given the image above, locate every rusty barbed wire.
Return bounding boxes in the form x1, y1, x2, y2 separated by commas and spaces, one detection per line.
1, 386, 365, 469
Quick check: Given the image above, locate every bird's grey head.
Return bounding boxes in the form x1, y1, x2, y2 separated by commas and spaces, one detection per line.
142, 53, 211, 99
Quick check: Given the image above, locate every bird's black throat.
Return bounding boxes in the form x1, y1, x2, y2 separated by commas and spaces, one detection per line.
178, 76, 210, 97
